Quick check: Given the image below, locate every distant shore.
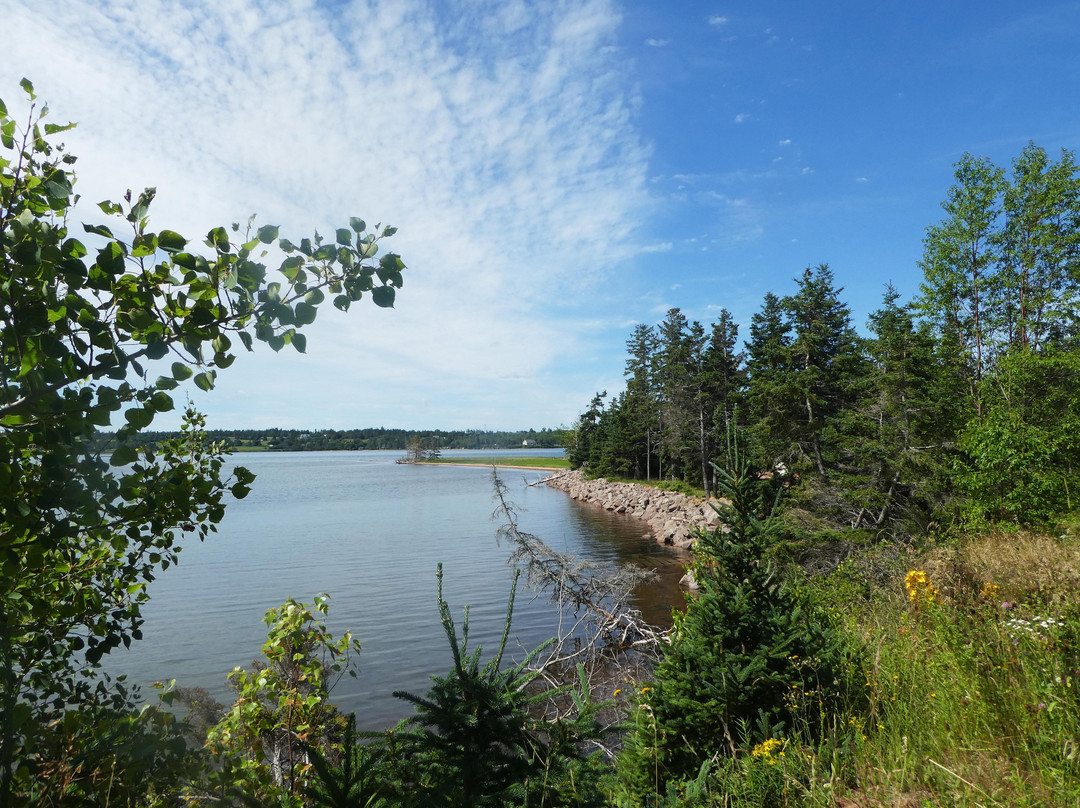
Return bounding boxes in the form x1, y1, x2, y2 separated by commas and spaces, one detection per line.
417, 456, 569, 471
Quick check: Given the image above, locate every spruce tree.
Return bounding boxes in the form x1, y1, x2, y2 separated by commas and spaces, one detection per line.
620, 438, 844, 797
744, 292, 792, 467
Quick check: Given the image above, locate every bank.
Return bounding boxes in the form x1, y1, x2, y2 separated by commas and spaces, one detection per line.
542, 469, 721, 551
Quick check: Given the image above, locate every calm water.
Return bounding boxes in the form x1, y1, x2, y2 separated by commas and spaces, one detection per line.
105, 450, 688, 729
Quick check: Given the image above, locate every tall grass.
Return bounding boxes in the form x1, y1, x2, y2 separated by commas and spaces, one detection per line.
621, 525, 1080, 807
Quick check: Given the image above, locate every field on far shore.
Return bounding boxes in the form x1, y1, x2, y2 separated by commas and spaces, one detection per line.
421, 456, 570, 470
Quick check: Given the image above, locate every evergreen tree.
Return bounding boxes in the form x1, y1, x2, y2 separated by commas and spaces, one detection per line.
655, 308, 694, 481
853, 286, 949, 530
781, 265, 866, 480
624, 324, 661, 479
619, 438, 844, 797
744, 292, 792, 467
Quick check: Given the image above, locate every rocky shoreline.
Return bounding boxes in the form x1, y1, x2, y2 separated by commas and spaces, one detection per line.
541, 469, 719, 551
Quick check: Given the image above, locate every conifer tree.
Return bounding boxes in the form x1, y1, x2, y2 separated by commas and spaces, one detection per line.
620, 437, 844, 797
853, 286, 948, 530
782, 264, 866, 481
744, 292, 792, 467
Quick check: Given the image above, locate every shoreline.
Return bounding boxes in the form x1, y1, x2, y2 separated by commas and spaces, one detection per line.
541, 469, 719, 551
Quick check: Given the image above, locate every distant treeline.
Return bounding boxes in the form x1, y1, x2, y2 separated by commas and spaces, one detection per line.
93, 426, 571, 453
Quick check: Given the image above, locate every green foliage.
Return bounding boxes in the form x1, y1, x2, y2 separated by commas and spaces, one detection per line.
654, 479, 698, 497
382, 565, 610, 808
206, 595, 361, 801
15, 698, 203, 806
0, 82, 403, 806
619, 440, 847, 801
959, 346, 1080, 525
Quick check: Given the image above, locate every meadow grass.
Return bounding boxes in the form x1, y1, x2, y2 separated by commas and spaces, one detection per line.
632, 524, 1080, 807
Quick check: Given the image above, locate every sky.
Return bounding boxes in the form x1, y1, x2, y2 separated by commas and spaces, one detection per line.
4, 0, 1080, 430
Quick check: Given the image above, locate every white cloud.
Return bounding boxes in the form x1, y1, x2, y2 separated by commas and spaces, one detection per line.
1, 0, 652, 429
641, 242, 673, 253
708, 15, 728, 26
734, 113, 748, 123
779, 138, 792, 146
645, 37, 670, 47
856, 176, 869, 183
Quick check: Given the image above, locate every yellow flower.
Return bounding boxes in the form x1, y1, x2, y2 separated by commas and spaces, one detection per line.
751, 738, 784, 763
905, 569, 938, 606
613, 689, 622, 697
979, 581, 1000, 602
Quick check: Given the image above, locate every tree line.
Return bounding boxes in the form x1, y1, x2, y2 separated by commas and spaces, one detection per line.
569, 142, 1080, 531
96, 426, 571, 453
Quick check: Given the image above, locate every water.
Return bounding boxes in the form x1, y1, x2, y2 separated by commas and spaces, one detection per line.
105, 450, 688, 729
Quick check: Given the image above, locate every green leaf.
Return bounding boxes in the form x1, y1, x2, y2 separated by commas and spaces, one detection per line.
372, 286, 395, 308
158, 230, 187, 252
109, 446, 137, 467
336, 228, 352, 246
294, 301, 317, 325
172, 252, 197, 269
194, 371, 216, 391
150, 392, 174, 412
171, 362, 193, 380
124, 407, 154, 429
207, 226, 230, 252
349, 217, 366, 233
292, 333, 307, 353
258, 224, 279, 244
333, 295, 350, 312
20, 77, 35, 99
382, 225, 398, 237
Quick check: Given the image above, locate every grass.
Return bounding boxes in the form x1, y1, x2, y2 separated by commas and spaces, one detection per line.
420, 455, 571, 469
622, 523, 1080, 807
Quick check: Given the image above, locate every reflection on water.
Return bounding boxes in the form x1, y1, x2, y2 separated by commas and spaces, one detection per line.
102, 450, 688, 730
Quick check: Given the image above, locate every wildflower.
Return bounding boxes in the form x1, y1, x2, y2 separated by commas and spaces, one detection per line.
979, 581, 1000, 602
905, 570, 938, 606
751, 738, 783, 763
640, 686, 651, 694
613, 689, 622, 697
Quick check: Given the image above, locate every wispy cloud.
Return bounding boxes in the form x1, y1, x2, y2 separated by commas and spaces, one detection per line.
645, 37, 670, 47
641, 242, 673, 253
734, 113, 749, 124
708, 15, 728, 27
1, 0, 653, 429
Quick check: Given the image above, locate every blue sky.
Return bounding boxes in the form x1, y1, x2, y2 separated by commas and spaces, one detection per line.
4, 1, 1079, 430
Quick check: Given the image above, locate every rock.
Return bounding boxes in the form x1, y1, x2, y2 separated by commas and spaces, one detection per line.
542, 470, 729, 555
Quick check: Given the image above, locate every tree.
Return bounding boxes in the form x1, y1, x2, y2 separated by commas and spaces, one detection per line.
619, 438, 845, 798
0, 82, 404, 804
919, 154, 1006, 403
206, 596, 362, 802
623, 323, 660, 480
853, 285, 949, 530
744, 292, 792, 467
782, 264, 865, 480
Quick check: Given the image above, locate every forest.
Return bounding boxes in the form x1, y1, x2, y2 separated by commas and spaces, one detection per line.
569, 144, 1080, 534
4, 81, 1080, 807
